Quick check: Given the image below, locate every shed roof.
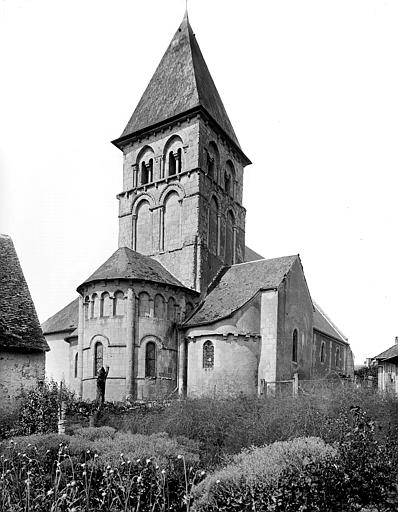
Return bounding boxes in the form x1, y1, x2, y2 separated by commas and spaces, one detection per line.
78, 247, 186, 291
313, 303, 348, 344
113, 13, 249, 163
374, 344, 398, 361
41, 298, 79, 335
185, 255, 298, 327
0, 234, 49, 351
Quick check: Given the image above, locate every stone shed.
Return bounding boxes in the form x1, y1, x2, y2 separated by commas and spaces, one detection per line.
0, 234, 49, 414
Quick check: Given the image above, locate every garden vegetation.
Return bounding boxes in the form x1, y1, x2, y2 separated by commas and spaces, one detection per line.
1, 382, 398, 510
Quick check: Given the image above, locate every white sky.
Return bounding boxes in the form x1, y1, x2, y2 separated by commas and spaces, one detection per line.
1, 0, 398, 365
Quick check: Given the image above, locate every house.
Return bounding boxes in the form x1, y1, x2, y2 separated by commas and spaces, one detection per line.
42, 12, 353, 401
373, 338, 398, 393
0, 234, 49, 413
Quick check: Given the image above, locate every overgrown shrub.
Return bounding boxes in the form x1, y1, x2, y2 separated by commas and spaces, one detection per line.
192, 407, 398, 512
191, 437, 336, 511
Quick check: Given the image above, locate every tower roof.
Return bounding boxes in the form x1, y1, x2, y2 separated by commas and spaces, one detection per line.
113, 13, 249, 163
0, 234, 49, 352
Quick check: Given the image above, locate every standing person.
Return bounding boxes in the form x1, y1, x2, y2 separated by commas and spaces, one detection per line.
96, 365, 109, 407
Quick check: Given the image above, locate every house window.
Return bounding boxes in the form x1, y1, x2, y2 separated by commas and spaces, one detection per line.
335, 347, 340, 368
292, 329, 298, 363
94, 342, 103, 376
145, 342, 156, 377
203, 340, 214, 369
74, 353, 78, 378
320, 341, 326, 363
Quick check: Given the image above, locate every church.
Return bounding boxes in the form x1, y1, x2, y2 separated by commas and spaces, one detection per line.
43, 12, 354, 401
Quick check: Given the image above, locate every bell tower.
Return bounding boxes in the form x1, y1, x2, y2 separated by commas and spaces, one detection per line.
112, 12, 251, 295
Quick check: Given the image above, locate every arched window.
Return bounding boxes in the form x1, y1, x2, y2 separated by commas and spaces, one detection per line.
320, 341, 326, 363
167, 297, 175, 321
163, 135, 183, 177
74, 353, 78, 378
135, 200, 152, 254
136, 146, 155, 186
91, 294, 100, 318
84, 296, 90, 320
335, 347, 340, 368
145, 342, 156, 377
163, 192, 180, 251
94, 342, 103, 376
203, 340, 214, 369
292, 329, 298, 363
168, 152, 176, 176
225, 210, 235, 266
113, 291, 125, 316
154, 294, 165, 319
208, 196, 219, 254
100, 292, 112, 317
139, 292, 150, 317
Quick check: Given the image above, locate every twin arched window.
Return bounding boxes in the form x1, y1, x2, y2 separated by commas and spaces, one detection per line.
292, 329, 298, 363
145, 342, 156, 377
203, 340, 214, 369
141, 159, 153, 185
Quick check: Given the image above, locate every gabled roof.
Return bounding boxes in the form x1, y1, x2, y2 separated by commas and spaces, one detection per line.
185, 255, 298, 327
41, 298, 79, 335
113, 13, 249, 163
77, 247, 186, 291
374, 344, 398, 362
313, 302, 348, 344
0, 234, 49, 352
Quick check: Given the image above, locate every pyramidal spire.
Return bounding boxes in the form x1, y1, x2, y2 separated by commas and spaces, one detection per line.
113, 13, 247, 159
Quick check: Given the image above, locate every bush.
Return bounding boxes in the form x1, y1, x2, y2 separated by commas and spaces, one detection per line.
192, 437, 337, 511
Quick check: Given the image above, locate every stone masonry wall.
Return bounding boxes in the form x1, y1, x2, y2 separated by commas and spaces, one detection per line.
185, 298, 261, 397
0, 350, 45, 414
276, 259, 313, 381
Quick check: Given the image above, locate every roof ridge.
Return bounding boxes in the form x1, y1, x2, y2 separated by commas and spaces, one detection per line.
231, 254, 298, 268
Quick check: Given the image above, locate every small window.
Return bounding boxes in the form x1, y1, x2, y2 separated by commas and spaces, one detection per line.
203, 340, 214, 369
335, 347, 340, 368
292, 329, 298, 363
94, 342, 103, 376
141, 162, 149, 185
207, 151, 214, 177
168, 151, 176, 176
320, 341, 326, 363
74, 353, 78, 378
145, 342, 156, 378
